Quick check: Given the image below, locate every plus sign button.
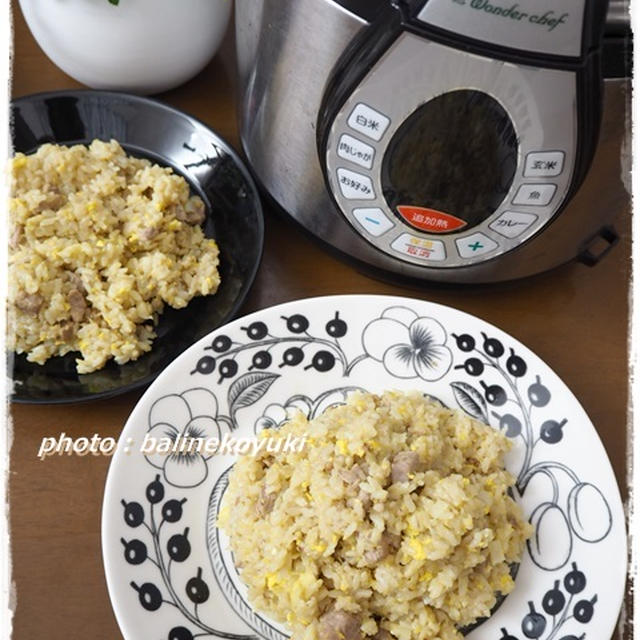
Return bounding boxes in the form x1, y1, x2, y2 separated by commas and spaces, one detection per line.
455, 232, 499, 259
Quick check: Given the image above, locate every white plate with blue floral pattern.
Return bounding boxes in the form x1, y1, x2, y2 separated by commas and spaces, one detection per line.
102, 295, 626, 640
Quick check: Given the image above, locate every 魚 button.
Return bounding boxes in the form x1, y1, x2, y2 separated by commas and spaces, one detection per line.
513, 184, 557, 207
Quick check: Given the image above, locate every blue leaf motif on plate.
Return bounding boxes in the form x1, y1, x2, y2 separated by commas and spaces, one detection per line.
450, 381, 489, 423
228, 372, 280, 420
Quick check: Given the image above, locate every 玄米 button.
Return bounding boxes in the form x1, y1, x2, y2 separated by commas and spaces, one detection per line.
524, 151, 565, 178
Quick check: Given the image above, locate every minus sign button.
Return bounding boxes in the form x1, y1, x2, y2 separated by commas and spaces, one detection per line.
353, 207, 395, 238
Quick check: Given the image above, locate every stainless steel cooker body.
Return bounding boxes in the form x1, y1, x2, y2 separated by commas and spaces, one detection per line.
236, 0, 630, 284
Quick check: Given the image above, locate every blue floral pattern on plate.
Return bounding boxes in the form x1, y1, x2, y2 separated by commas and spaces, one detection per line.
103, 295, 626, 640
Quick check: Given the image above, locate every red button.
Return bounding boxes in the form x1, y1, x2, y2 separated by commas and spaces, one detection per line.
397, 206, 467, 233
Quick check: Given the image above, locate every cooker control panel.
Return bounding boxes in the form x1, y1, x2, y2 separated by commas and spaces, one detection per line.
324, 32, 577, 269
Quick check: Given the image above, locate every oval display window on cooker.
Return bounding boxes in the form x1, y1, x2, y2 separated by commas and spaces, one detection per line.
382, 89, 519, 234
319, 0, 608, 268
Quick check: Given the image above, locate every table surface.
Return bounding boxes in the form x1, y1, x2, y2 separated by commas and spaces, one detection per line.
9, 4, 631, 639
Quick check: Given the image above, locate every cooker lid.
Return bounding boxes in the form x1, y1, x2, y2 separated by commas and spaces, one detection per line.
330, 0, 387, 22
333, 0, 629, 34
333, 0, 631, 77
606, 0, 630, 34
602, 0, 632, 78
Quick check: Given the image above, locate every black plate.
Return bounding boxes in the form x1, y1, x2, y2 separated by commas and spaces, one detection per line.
10, 90, 264, 404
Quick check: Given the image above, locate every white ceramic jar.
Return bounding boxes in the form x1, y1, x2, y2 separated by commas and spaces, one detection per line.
18, 0, 232, 94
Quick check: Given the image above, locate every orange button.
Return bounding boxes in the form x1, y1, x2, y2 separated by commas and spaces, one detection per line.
397, 206, 467, 233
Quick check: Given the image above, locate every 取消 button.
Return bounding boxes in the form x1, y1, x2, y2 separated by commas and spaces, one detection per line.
490, 211, 538, 239
524, 151, 565, 177
337, 134, 375, 169
336, 168, 376, 200
353, 207, 394, 237
512, 184, 557, 206
347, 103, 390, 142
455, 232, 499, 259
391, 233, 446, 262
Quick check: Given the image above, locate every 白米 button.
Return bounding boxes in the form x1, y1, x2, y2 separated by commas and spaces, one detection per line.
347, 103, 390, 142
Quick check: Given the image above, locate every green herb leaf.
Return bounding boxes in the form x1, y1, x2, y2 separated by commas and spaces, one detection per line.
108, 0, 120, 5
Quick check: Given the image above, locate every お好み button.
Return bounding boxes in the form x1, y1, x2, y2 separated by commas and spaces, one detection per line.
524, 151, 565, 178
347, 103, 390, 142
513, 184, 557, 206
455, 232, 499, 258
337, 134, 375, 169
353, 208, 394, 237
391, 233, 446, 262
490, 211, 538, 239
336, 168, 376, 200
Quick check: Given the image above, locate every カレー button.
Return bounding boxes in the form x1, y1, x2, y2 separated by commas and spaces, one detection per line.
512, 184, 557, 206
347, 103, 390, 142
353, 207, 394, 237
524, 151, 565, 178
455, 232, 499, 258
336, 168, 376, 200
391, 233, 446, 262
337, 134, 375, 169
490, 211, 538, 238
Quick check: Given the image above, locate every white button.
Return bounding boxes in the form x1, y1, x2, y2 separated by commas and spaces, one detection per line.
391, 233, 446, 262
353, 208, 394, 237
336, 168, 375, 200
490, 211, 538, 239
347, 103, 390, 142
337, 134, 375, 169
513, 184, 557, 206
455, 233, 499, 259
524, 151, 565, 178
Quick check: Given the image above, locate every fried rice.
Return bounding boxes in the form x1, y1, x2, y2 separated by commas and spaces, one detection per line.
219, 391, 532, 640
8, 139, 220, 373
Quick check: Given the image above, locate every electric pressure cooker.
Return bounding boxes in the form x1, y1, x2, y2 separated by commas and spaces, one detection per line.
236, 0, 631, 283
